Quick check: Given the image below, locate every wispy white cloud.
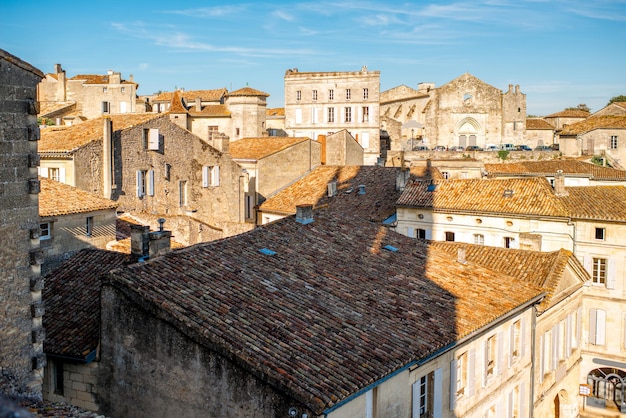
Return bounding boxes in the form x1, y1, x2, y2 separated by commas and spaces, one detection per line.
272, 10, 295, 22
162, 5, 248, 17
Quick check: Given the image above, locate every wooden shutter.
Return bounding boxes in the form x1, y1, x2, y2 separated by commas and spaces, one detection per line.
589, 308, 597, 345
597, 309, 606, 345
211, 166, 220, 186
411, 379, 420, 418
449, 359, 457, 411
497, 331, 504, 375
202, 166, 209, 188
148, 128, 159, 150
147, 170, 154, 196
361, 132, 370, 149
433, 368, 442, 418
520, 383, 527, 418
467, 349, 475, 397
136, 170, 142, 197
607, 258, 616, 289
59, 167, 66, 183
539, 334, 545, 381
407, 227, 415, 238
551, 325, 558, 370
520, 316, 527, 358
583, 255, 592, 275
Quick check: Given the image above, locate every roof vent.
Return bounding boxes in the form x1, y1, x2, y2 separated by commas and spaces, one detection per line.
327, 180, 337, 197
503, 189, 514, 197
259, 248, 276, 256
427, 183, 437, 192
358, 184, 366, 195
295, 204, 314, 225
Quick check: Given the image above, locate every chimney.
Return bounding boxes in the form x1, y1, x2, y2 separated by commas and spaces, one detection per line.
457, 247, 466, 264
295, 204, 314, 225
318, 134, 327, 165
149, 218, 172, 258
130, 224, 150, 260
103, 117, 113, 199
195, 97, 202, 112
54, 64, 62, 74
327, 179, 337, 197
358, 184, 366, 195
396, 168, 410, 191
553, 169, 568, 197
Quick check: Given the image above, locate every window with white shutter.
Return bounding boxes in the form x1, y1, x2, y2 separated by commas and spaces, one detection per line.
147, 169, 154, 196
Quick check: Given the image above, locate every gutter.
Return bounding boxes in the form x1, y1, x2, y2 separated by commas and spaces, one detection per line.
323, 292, 546, 416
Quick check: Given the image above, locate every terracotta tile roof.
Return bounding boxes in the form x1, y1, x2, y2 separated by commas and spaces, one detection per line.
69, 74, 134, 85
429, 242, 583, 312
152, 88, 227, 103
167, 90, 188, 114
228, 86, 269, 97
397, 177, 568, 217
38, 101, 76, 118
558, 186, 626, 221
260, 165, 440, 222
107, 237, 185, 254
106, 209, 543, 414
38, 113, 163, 154
560, 115, 626, 135
39, 178, 117, 217
188, 104, 231, 117
267, 107, 285, 117
545, 109, 590, 118
526, 118, 555, 130
229, 136, 309, 160
614, 102, 626, 110
485, 160, 626, 181
43, 249, 133, 360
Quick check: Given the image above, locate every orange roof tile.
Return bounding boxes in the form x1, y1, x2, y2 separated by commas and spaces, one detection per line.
526, 118, 555, 130
39, 113, 163, 153
152, 88, 227, 103
558, 186, 626, 221
167, 90, 188, 114
188, 104, 231, 117
546, 109, 590, 118
485, 160, 626, 180
229, 137, 309, 160
228, 86, 269, 97
267, 107, 285, 117
69, 74, 134, 85
39, 178, 117, 217
560, 115, 626, 135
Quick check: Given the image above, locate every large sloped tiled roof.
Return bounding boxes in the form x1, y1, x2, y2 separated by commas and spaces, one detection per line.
43, 249, 133, 360
558, 186, 626, 221
106, 209, 544, 414
69, 74, 135, 85
267, 107, 285, 117
526, 118, 555, 130
260, 165, 440, 222
545, 109, 590, 118
38, 113, 163, 154
228, 86, 269, 97
560, 115, 626, 135
39, 178, 117, 217
429, 242, 584, 312
229, 136, 309, 160
485, 160, 626, 181
188, 104, 231, 117
152, 88, 227, 103
38, 101, 76, 118
397, 177, 569, 217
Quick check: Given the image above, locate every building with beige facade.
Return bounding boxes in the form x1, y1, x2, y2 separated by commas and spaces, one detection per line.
284, 67, 381, 165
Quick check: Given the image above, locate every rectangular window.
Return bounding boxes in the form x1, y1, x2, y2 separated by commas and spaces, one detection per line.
295, 108, 302, 124
595, 227, 605, 240
103, 87, 107, 93
474, 234, 485, 245
362, 106, 369, 122
328, 107, 335, 123
312, 90, 317, 101
511, 320, 521, 361
442, 171, 449, 179
610, 135, 618, 149
329, 89, 334, 101
592, 257, 607, 284
346, 88, 351, 100
456, 351, 468, 395
363, 88, 369, 100
486, 334, 496, 375
86, 216, 93, 236
445, 231, 455, 242
40, 222, 51, 240
121, 87, 126, 93
344, 107, 352, 123
53, 361, 64, 396
236, 128, 240, 136
202, 166, 220, 187
245, 194, 254, 221
102, 101, 110, 113
417, 229, 426, 239
136, 170, 147, 197
48, 167, 60, 182
504, 236, 514, 248
179, 180, 187, 207
590, 309, 606, 346
296, 90, 301, 101
143, 128, 159, 150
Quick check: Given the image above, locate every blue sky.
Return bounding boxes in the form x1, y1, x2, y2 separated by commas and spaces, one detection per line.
2, 0, 625, 115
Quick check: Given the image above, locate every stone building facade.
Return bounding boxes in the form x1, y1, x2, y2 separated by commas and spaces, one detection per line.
381, 73, 526, 151
284, 67, 381, 165
0, 49, 45, 400
38, 64, 138, 122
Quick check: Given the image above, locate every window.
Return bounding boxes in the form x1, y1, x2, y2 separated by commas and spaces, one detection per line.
344, 107, 352, 123
442, 171, 449, 179
511, 320, 521, 361
610, 135, 618, 149
456, 351, 468, 396
86, 216, 93, 236
329, 89, 334, 101
295, 108, 302, 124
136, 170, 147, 197
103, 87, 107, 93
179, 180, 188, 207
474, 234, 485, 245
236, 127, 240, 136
143, 128, 159, 150
445, 231, 455, 242
362, 106, 369, 122
346, 88, 351, 100
328, 107, 335, 123
509, 386, 520, 418
363, 88, 369, 100
486, 334, 496, 375
245, 194, 255, 221
592, 257, 607, 284
595, 227, 606, 240
202, 166, 220, 187
312, 90, 317, 101
53, 360, 64, 396
504, 236, 514, 248
101, 101, 110, 113
296, 90, 301, 101
40, 222, 51, 240
589, 308, 606, 346
121, 87, 126, 93
416, 229, 426, 239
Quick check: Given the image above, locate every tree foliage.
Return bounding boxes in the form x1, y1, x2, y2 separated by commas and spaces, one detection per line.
608, 95, 626, 105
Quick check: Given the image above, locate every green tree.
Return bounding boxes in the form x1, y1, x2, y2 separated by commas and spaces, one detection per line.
608, 95, 626, 105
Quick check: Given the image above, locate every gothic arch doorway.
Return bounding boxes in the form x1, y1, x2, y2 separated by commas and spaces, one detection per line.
587, 367, 626, 413
456, 118, 481, 148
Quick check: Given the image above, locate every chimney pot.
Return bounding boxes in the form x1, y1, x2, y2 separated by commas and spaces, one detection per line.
358, 184, 366, 195
457, 247, 466, 263
553, 169, 568, 196
295, 204, 314, 225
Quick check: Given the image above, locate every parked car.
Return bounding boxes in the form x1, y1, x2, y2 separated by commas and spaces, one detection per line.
514, 145, 532, 151
485, 144, 498, 152
413, 145, 429, 151
534, 145, 553, 151
499, 143, 515, 151
449, 146, 465, 152
465, 145, 483, 151
550, 143, 560, 151
433, 145, 447, 151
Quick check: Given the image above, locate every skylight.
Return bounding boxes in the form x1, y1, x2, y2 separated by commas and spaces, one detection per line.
259, 248, 276, 256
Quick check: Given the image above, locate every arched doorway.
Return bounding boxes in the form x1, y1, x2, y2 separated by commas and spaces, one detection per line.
456, 118, 481, 148
587, 368, 626, 413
